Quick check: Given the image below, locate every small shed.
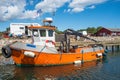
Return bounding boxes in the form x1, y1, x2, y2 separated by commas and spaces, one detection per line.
95, 27, 120, 36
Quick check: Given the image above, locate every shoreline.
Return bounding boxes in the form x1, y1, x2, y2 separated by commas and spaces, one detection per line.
0, 36, 120, 65
0, 36, 120, 53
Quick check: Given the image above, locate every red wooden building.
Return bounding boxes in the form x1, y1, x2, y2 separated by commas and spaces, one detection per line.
95, 27, 120, 36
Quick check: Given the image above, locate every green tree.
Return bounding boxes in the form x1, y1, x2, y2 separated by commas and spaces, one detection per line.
96, 26, 103, 32
0, 32, 3, 37
77, 29, 86, 32
6, 27, 10, 32
55, 29, 63, 34
87, 27, 96, 34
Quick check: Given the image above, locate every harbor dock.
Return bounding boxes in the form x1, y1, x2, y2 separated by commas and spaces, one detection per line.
0, 36, 120, 54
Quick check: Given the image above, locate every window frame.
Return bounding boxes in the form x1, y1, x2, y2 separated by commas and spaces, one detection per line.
39, 29, 46, 37
48, 30, 53, 37
32, 29, 39, 37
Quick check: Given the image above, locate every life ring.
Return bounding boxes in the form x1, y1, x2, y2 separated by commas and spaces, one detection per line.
2, 46, 12, 58
45, 40, 55, 45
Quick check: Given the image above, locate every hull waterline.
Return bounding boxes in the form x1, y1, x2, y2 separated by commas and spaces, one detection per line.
10, 46, 104, 66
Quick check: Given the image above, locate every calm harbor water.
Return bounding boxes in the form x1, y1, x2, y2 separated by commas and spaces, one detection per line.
0, 46, 120, 80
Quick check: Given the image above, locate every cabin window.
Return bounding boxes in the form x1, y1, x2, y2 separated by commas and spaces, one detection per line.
20, 27, 24, 29
40, 30, 46, 37
33, 29, 39, 37
48, 30, 53, 37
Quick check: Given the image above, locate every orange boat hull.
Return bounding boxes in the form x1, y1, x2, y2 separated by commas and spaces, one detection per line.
11, 47, 104, 66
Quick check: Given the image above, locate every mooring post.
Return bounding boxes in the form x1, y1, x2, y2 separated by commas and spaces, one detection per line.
117, 45, 119, 51
105, 46, 108, 50
112, 45, 114, 52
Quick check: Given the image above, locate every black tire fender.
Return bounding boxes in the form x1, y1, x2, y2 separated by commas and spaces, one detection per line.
2, 46, 12, 58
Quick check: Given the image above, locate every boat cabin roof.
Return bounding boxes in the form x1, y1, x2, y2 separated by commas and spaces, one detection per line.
29, 25, 56, 30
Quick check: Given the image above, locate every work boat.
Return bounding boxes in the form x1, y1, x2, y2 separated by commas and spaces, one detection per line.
2, 18, 105, 66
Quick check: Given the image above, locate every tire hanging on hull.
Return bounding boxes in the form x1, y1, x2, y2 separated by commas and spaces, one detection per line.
2, 46, 12, 58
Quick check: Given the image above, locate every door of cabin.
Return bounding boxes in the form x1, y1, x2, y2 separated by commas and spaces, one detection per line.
32, 29, 40, 44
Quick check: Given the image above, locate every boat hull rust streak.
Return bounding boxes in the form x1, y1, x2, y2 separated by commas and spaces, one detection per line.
10, 45, 104, 66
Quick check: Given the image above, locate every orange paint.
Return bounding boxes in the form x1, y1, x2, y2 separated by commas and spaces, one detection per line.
11, 46, 104, 66
29, 25, 56, 30
1, 19, 105, 67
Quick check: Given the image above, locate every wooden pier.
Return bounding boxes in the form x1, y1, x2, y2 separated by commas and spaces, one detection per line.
56, 40, 120, 51
56, 40, 120, 46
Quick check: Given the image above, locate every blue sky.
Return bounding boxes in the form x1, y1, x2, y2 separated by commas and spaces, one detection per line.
0, 0, 120, 31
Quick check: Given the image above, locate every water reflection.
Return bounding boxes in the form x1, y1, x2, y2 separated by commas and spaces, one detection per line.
0, 60, 103, 80
0, 47, 120, 80
105, 45, 120, 52
0, 65, 15, 80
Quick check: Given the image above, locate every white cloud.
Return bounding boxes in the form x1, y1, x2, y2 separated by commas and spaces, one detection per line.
3, 6, 20, 20
0, 0, 26, 21
0, 0, 40, 21
72, 7, 84, 13
88, 5, 95, 9
0, 0, 107, 21
20, 10, 39, 19
69, 0, 107, 12
0, 0, 69, 21
64, 9, 71, 13
35, 0, 70, 13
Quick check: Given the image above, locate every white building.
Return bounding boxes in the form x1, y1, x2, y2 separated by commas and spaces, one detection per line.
10, 23, 40, 36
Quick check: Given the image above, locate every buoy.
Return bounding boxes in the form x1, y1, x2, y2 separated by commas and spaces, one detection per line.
24, 51, 36, 58
96, 53, 102, 57
74, 60, 82, 64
